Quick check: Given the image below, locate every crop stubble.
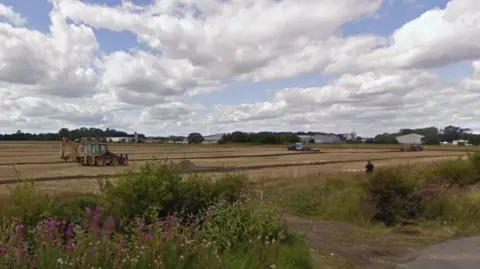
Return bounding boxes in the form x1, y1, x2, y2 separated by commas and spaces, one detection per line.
0, 142, 468, 193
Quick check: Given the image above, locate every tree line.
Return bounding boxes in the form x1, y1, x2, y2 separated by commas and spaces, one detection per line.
0, 128, 144, 141
1, 125, 480, 145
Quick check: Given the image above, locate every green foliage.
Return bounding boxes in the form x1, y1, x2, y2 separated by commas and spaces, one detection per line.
363, 167, 426, 226
221, 131, 300, 144
433, 158, 477, 185
51, 194, 100, 224
98, 161, 251, 223
2, 181, 55, 228
203, 201, 286, 251
432, 152, 480, 185
0, 127, 144, 141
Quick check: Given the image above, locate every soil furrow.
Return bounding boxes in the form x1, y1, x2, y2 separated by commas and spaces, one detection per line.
0, 154, 463, 185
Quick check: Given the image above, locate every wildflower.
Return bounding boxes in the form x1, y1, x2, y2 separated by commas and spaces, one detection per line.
16, 224, 23, 234
57, 258, 64, 265
0, 247, 7, 256
144, 233, 152, 243
270, 265, 277, 268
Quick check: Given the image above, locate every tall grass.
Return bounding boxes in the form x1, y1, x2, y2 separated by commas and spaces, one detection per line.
0, 161, 313, 269
281, 152, 480, 231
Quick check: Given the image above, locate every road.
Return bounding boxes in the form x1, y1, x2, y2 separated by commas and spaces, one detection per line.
394, 237, 480, 269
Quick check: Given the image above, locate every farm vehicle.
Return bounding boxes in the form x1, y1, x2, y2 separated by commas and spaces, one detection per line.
287, 142, 320, 151
60, 137, 129, 166
400, 143, 424, 152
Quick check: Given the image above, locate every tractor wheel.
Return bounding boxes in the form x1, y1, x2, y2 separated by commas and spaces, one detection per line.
95, 157, 105, 166
111, 158, 119, 166
86, 156, 93, 166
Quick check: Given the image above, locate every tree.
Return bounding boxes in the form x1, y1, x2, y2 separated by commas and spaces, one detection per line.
308, 138, 315, 144
58, 128, 70, 139
187, 133, 204, 144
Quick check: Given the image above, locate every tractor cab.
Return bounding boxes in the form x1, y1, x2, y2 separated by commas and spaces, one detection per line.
77, 143, 108, 157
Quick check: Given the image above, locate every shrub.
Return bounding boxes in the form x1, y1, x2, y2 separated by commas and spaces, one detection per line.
363, 167, 421, 226
98, 161, 251, 223
432, 157, 477, 186
51, 194, 101, 224
202, 201, 286, 251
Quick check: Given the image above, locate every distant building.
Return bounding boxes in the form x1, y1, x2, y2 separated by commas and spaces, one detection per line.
299, 134, 341, 144
452, 140, 471, 146
396, 133, 425, 145
107, 137, 137, 143
202, 133, 224, 144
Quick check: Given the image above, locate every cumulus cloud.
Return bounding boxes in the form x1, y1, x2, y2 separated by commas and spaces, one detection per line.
326, 0, 480, 74
0, 2, 26, 26
0, 7, 99, 98
53, 0, 383, 82
1, 0, 480, 136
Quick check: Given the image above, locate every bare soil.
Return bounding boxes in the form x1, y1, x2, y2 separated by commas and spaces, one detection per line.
283, 214, 438, 269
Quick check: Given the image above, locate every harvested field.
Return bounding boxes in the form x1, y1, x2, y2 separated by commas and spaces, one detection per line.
0, 142, 468, 193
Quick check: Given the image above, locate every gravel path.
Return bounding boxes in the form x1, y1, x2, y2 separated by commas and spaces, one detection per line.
394, 237, 480, 269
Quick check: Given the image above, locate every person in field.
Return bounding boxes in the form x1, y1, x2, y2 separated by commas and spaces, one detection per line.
365, 160, 374, 173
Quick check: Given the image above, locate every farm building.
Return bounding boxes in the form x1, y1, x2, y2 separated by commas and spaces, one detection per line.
299, 134, 341, 144
203, 133, 224, 144
396, 133, 425, 144
107, 137, 137, 143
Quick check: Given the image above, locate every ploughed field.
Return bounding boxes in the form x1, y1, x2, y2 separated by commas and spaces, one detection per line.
0, 141, 468, 193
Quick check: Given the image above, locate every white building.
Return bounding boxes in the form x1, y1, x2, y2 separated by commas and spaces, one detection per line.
452, 140, 471, 146
202, 133, 224, 144
107, 137, 137, 143
396, 133, 425, 145
299, 134, 341, 144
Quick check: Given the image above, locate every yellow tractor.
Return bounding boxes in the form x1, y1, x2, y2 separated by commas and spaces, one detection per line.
60, 137, 129, 166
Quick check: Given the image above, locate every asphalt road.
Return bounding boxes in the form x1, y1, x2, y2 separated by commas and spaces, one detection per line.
394, 237, 480, 269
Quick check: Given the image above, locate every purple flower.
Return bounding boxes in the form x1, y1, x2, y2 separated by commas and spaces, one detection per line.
85, 207, 91, 217
0, 247, 7, 256
144, 233, 152, 243
16, 224, 23, 234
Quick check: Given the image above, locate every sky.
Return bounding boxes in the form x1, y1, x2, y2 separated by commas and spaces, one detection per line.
0, 0, 479, 137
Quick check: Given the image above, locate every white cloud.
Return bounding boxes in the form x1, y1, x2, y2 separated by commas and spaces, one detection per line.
0, 2, 26, 26
1, 0, 480, 136
326, 0, 480, 74
53, 0, 383, 82
0, 7, 99, 98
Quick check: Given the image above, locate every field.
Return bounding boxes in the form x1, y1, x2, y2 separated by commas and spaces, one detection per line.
2, 141, 480, 269
0, 141, 469, 194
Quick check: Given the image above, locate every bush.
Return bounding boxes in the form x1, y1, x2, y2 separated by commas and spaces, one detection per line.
98, 161, 251, 223
51, 194, 101, 224
433, 157, 477, 186
203, 201, 286, 251
363, 167, 422, 226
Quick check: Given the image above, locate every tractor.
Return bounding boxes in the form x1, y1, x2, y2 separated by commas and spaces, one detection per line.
400, 143, 424, 152
60, 137, 128, 166
287, 142, 316, 151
